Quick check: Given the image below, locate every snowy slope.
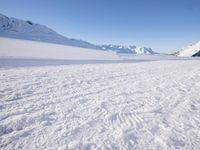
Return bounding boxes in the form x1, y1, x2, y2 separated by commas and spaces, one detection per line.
0, 60, 200, 149
176, 41, 200, 57
0, 37, 120, 60
0, 13, 156, 54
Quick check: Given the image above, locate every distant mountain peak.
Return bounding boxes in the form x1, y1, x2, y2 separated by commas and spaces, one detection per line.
99, 44, 155, 54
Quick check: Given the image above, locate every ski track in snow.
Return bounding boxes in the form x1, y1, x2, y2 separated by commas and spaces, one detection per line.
0, 60, 200, 149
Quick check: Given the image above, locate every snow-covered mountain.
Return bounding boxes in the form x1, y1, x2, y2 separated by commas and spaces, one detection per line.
176, 41, 200, 57
192, 50, 200, 57
100, 44, 155, 54
0, 13, 156, 54
0, 13, 100, 50
134, 47, 155, 54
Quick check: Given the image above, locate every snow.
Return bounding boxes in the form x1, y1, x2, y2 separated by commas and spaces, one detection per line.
0, 59, 200, 149
177, 41, 200, 57
0, 37, 120, 60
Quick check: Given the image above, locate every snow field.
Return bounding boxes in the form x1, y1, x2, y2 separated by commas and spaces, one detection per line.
0, 60, 200, 149
0, 38, 120, 60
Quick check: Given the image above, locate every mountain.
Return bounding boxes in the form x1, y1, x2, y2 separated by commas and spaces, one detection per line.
0, 13, 155, 54
100, 44, 155, 54
176, 41, 200, 57
134, 47, 155, 54
192, 51, 200, 57
0, 13, 99, 50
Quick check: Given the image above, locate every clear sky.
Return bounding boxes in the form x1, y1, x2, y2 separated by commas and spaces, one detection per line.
1, 0, 200, 53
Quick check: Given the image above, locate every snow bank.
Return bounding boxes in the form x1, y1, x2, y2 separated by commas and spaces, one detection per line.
0, 37, 120, 60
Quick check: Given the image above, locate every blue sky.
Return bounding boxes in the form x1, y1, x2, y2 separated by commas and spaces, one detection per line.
1, 0, 200, 53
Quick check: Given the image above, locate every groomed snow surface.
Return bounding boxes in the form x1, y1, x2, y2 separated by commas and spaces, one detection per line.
1, 60, 200, 149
